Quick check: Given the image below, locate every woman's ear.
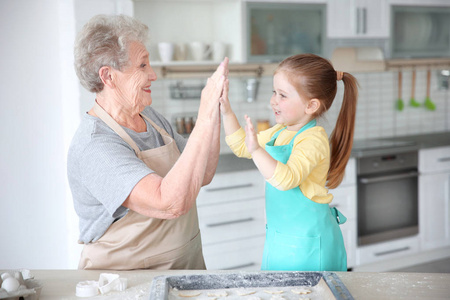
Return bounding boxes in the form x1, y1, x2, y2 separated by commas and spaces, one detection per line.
305, 98, 321, 115
98, 66, 115, 89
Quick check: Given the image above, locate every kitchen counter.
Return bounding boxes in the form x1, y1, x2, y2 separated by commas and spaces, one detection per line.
12, 269, 450, 300
352, 131, 450, 158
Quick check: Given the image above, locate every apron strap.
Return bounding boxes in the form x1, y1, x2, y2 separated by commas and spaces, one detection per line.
93, 102, 141, 155
331, 206, 347, 225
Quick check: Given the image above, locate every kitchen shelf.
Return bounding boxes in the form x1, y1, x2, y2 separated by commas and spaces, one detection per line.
386, 58, 450, 70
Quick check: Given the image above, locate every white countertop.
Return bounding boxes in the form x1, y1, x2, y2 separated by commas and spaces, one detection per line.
6, 269, 450, 300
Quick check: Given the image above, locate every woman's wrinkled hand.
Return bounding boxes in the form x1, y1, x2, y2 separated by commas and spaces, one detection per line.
244, 114, 260, 154
198, 57, 229, 121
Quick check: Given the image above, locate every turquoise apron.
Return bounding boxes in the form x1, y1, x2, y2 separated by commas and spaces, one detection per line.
261, 119, 347, 271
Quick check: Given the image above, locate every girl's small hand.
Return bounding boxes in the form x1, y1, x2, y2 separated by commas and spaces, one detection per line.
244, 115, 260, 154
219, 79, 231, 115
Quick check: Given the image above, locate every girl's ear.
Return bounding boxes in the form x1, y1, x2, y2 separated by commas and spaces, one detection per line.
306, 98, 321, 115
98, 66, 115, 89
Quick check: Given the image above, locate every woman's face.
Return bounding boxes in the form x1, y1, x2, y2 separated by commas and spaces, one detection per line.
114, 41, 157, 112
270, 71, 309, 131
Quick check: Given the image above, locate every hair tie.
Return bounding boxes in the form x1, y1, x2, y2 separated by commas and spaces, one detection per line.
336, 71, 344, 81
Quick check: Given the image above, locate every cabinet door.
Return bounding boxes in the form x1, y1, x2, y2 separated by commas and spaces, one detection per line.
328, 0, 389, 38
246, 2, 326, 62
419, 172, 450, 250
390, 4, 450, 58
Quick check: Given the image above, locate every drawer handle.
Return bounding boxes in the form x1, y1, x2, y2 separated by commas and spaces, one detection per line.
375, 246, 410, 257
223, 262, 256, 270
206, 217, 254, 228
205, 183, 253, 192
438, 157, 450, 162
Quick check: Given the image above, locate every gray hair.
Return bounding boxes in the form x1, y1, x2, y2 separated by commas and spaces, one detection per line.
74, 14, 149, 93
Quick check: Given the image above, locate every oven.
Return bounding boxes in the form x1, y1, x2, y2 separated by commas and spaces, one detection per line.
357, 151, 418, 246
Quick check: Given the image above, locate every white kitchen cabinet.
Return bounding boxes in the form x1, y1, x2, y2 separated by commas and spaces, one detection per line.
329, 157, 357, 269
389, 3, 450, 59
419, 146, 450, 250
197, 169, 266, 270
356, 235, 420, 265
327, 0, 389, 38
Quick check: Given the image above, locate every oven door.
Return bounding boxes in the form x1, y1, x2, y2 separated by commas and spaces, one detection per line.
357, 169, 419, 246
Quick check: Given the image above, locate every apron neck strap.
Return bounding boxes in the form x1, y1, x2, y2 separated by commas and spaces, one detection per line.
93, 102, 141, 154
270, 119, 317, 145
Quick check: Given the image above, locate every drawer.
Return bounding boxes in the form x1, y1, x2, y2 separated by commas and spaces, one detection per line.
419, 146, 450, 173
356, 236, 419, 266
329, 186, 357, 220
202, 235, 265, 270
198, 197, 266, 245
197, 170, 265, 206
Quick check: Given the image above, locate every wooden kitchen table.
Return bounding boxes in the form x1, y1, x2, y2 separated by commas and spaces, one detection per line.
3, 269, 450, 299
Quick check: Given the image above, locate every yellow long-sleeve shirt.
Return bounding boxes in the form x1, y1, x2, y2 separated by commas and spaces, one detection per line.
225, 124, 333, 204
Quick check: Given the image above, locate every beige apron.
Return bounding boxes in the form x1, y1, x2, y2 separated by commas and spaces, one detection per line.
78, 103, 205, 270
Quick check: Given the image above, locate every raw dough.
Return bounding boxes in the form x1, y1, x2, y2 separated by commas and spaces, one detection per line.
207, 291, 227, 297
264, 290, 284, 294
291, 288, 312, 295
178, 290, 202, 297
236, 289, 256, 296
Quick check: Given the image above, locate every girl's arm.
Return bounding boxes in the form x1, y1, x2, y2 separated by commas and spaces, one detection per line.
243, 115, 277, 180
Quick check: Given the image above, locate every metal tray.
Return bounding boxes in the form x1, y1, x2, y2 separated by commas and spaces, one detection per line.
149, 271, 353, 300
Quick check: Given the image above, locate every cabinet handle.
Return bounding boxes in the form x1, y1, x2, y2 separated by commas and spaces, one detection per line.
360, 171, 418, 184
375, 247, 410, 256
206, 217, 254, 228
205, 183, 253, 192
223, 262, 256, 270
438, 157, 450, 162
362, 7, 367, 34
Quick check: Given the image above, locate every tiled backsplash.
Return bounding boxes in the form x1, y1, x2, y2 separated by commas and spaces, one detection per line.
150, 70, 449, 153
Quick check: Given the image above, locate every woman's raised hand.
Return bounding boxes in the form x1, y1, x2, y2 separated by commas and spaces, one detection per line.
198, 57, 229, 121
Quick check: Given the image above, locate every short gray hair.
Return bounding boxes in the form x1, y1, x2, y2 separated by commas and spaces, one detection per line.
74, 14, 149, 93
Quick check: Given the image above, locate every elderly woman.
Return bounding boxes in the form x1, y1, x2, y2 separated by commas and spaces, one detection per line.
68, 14, 227, 270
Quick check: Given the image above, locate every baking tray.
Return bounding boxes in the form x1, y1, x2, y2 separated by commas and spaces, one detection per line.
149, 271, 354, 299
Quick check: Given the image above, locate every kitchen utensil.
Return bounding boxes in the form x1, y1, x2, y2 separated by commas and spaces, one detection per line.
189, 42, 211, 61
424, 69, 436, 111
396, 71, 404, 111
212, 41, 226, 62
158, 42, 174, 63
409, 69, 420, 107
245, 78, 260, 102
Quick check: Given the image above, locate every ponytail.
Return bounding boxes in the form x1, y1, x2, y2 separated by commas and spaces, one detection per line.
327, 73, 358, 189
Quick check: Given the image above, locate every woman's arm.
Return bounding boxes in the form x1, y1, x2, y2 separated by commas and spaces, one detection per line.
123, 59, 227, 219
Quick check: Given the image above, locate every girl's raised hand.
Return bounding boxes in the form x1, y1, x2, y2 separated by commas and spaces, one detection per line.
244, 115, 260, 154
219, 79, 231, 115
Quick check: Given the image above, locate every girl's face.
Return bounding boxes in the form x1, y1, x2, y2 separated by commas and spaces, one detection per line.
114, 41, 157, 112
270, 71, 310, 131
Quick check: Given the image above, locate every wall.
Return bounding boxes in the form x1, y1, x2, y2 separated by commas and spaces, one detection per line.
0, 0, 79, 269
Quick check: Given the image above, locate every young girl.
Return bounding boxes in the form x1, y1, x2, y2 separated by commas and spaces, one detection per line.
220, 54, 358, 271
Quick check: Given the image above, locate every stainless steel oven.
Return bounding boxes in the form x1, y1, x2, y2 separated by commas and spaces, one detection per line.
357, 151, 418, 246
